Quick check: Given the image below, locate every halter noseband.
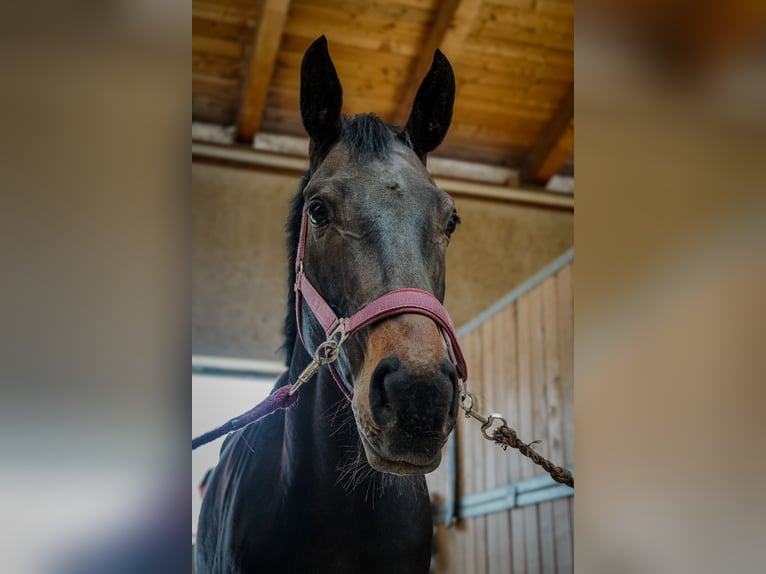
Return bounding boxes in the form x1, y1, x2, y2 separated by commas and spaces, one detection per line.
293, 210, 468, 401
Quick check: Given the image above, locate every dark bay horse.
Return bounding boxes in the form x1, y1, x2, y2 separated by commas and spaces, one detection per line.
196, 36, 460, 574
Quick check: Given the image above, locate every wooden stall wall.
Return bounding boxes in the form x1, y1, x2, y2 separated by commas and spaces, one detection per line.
427, 256, 574, 574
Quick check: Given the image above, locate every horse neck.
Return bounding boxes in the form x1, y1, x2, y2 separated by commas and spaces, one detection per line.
282, 341, 361, 484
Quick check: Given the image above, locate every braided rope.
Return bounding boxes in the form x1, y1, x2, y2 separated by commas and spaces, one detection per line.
492, 425, 574, 488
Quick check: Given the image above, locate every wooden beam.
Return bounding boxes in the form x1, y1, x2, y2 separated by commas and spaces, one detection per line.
236, 0, 291, 143
520, 83, 574, 185
191, 142, 574, 209
390, 0, 483, 126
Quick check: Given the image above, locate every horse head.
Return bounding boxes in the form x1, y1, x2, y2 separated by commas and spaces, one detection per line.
297, 36, 459, 475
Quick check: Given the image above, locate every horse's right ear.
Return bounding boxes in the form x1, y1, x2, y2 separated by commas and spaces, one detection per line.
403, 49, 455, 163
300, 36, 343, 157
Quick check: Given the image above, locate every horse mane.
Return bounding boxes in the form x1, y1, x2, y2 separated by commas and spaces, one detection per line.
282, 173, 308, 368
282, 114, 403, 367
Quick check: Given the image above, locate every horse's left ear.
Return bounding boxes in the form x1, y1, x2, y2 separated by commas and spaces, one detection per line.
403, 50, 455, 163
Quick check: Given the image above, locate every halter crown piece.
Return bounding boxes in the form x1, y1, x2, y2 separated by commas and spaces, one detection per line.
293, 210, 468, 401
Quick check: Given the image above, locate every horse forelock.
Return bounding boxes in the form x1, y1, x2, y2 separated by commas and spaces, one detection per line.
340, 113, 401, 162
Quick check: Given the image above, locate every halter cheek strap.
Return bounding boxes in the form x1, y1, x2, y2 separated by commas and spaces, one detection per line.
294, 212, 468, 400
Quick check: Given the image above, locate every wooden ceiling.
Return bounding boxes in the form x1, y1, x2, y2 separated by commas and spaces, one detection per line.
192, 0, 574, 187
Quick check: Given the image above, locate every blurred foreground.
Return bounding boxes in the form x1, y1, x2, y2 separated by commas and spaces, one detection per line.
0, 0, 763, 572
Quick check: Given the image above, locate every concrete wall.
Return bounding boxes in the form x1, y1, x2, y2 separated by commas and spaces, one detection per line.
192, 162, 573, 363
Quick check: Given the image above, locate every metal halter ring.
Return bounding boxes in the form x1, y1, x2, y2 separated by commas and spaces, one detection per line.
288, 321, 349, 396
459, 391, 508, 441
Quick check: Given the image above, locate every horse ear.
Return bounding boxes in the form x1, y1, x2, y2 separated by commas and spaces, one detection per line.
300, 36, 343, 156
404, 50, 455, 163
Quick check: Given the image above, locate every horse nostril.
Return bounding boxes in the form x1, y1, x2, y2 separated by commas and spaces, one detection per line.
369, 356, 400, 426
369, 356, 458, 433
441, 360, 459, 421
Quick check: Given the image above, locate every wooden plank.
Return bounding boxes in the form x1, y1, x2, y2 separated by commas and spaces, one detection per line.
552, 497, 572, 573
283, 19, 423, 58
192, 35, 246, 58
457, 58, 572, 85
265, 86, 397, 119
440, 0, 484, 59
477, 4, 574, 34
277, 32, 416, 65
487, 312, 511, 574
556, 265, 574, 467
462, 41, 573, 68
332, 0, 436, 23
538, 502, 556, 573
270, 66, 403, 99
534, 0, 574, 18
192, 99, 238, 125
542, 276, 571, 573
193, 51, 247, 78
237, 0, 291, 142
447, 121, 545, 146
470, 21, 573, 52
520, 83, 574, 184
192, 75, 242, 100
390, 0, 461, 125
193, 4, 257, 26
473, 326, 488, 574
530, 287, 555, 574
507, 303, 526, 574
454, 92, 558, 119
288, 2, 432, 34
560, 265, 575, 574
192, 16, 254, 43
460, 331, 477, 574
517, 294, 540, 574
480, 320, 499, 574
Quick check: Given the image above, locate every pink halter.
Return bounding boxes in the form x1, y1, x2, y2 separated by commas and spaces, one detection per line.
294, 211, 468, 400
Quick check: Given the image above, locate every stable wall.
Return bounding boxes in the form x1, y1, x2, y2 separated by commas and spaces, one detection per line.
427, 258, 574, 574
192, 161, 573, 362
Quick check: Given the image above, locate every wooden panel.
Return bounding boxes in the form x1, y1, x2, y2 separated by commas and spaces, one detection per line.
557, 265, 574, 467
192, 0, 260, 124
191, 0, 575, 175
192, 35, 247, 58
518, 292, 541, 574
486, 315, 511, 574
426, 260, 573, 573
461, 331, 478, 574
543, 276, 572, 573
473, 325, 488, 574
505, 302, 526, 574
193, 52, 247, 78
530, 288, 554, 574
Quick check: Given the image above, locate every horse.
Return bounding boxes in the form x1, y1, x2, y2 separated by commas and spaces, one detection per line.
195, 35, 462, 574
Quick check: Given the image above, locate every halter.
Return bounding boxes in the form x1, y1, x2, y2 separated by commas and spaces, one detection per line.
293, 210, 468, 401
191, 204, 469, 451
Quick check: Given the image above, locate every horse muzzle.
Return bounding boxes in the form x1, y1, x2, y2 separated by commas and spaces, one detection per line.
353, 315, 459, 475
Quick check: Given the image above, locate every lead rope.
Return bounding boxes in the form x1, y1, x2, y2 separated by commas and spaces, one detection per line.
191, 327, 347, 450
459, 390, 574, 488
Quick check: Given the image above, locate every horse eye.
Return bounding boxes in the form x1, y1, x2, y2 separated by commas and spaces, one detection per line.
307, 200, 331, 228
446, 212, 460, 237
